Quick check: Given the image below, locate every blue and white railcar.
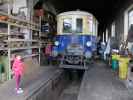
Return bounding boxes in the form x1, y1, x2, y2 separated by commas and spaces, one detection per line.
53, 10, 98, 69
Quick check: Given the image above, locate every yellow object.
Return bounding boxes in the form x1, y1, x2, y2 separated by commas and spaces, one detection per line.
118, 56, 130, 80
112, 54, 119, 60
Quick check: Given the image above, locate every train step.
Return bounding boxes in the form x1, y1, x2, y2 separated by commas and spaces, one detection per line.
59, 64, 88, 70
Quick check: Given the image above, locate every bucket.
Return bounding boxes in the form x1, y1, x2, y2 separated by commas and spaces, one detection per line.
118, 57, 130, 80
112, 60, 118, 70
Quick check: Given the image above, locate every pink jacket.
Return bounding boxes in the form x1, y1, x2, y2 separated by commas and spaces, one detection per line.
12, 58, 24, 76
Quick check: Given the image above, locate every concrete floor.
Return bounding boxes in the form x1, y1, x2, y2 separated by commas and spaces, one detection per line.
0, 67, 63, 100
1, 61, 133, 100
59, 80, 81, 100
78, 61, 133, 100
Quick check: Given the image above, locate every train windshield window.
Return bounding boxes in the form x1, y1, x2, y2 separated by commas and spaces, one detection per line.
63, 18, 72, 33
76, 18, 83, 33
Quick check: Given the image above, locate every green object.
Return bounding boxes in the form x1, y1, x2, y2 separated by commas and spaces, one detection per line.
0, 64, 2, 72
0, 64, 3, 81
0, 56, 9, 80
112, 60, 118, 70
112, 54, 119, 60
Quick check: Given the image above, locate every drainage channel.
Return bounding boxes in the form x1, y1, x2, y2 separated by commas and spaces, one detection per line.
59, 70, 84, 100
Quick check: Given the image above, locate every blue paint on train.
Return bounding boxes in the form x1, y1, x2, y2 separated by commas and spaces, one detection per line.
53, 35, 97, 55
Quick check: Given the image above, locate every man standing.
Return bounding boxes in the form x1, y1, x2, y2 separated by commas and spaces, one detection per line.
45, 41, 52, 65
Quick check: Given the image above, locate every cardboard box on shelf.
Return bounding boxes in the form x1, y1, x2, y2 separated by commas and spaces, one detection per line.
0, 15, 8, 21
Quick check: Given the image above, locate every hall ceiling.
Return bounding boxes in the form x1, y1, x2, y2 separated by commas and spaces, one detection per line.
36, 0, 129, 31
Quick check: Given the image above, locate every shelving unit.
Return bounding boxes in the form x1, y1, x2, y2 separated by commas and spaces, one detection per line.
40, 11, 56, 46
0, 1, 41, 81
39, 10, 56, 65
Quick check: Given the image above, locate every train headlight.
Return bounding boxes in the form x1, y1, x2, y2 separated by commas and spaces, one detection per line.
55, 41, 59, 46
52, 50, 58, 57
86, 41, 92, 47
85, 51, 92, 58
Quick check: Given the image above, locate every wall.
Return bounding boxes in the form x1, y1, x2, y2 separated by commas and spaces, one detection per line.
43, 2, 57, 15
105, 0, 133, 45
115, 13, 124, 44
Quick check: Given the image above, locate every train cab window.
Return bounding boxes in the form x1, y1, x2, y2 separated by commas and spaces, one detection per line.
63, 18, 72, 33
76, 18, 83, 33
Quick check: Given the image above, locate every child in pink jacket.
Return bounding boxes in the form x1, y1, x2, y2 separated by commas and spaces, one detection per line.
12, 55, 24, 94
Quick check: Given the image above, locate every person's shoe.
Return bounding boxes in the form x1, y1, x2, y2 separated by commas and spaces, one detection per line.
17, 89, 23, 94
15, 88, 22, 90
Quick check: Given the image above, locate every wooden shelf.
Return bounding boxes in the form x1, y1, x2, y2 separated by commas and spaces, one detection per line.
9, 22, 40, 31
11, 53, 39, 61
40, 34, 47, 37
0, 11, 39, 26
0, 20, 40, 31
4, 39, 39, 42
0, 48, 8, 50
0, 12, 40, 31
22, 54, 39, 58
10, 46, 40, 51
0, 20, 8, 24
0, 11, 8, 16
0, 32, 8, 35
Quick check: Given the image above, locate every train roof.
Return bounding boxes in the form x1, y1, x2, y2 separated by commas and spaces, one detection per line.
57, 10, 94, 17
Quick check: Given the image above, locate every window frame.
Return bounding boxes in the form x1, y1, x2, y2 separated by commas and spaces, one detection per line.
62, 18, 73, 34
75, 18, 83, 33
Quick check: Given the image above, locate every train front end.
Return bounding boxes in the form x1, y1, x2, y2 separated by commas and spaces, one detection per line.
53, 11, 98, 69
